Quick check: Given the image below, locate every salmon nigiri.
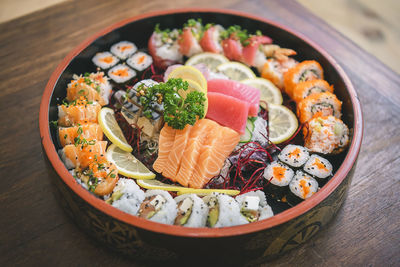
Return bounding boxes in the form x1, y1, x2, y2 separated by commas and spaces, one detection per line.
58, 97, 101, 127
58, 123, 103, 147
59, 140, 107, 170
67, 72, 112, 106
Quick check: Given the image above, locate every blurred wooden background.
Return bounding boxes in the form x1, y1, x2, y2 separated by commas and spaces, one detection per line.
1, 0, 398, 74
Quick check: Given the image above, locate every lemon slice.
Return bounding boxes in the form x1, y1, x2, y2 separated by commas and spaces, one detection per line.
98, 107, 132, 152
167, 65, 207, 91
268, 104, 298, 144
177, 188, 240, 196
216, 62, 256, 81
136, 179, 188, 192
185, 52, 229, 72
106, 144, 155, 179
177, 79, 208, 117
241, 78, 283, 105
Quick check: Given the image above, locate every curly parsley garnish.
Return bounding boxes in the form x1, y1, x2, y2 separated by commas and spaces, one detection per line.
138, 78, 206, 130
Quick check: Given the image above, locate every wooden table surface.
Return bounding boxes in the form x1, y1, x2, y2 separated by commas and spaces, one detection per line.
0, 0, 399, 266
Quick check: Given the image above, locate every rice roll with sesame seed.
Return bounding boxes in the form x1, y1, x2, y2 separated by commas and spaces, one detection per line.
127, 52, 153, 71
303, 154, 333, 186
303, 116, 350, 155
292, 79, 334, 104
283, 60, 324, 98
137, 190, 177, 225
110, 41, 137, 60
263, 161, 295, 200
236, 191, 273, 222
108, 178, 145, 215
297, 91, 342, 124
173, 194, 209, 227
92, 51, 119, 70
108, 64, 136, 85
278, 144, 310, 169
203, 193, 248, 228
287, 170, 319, 206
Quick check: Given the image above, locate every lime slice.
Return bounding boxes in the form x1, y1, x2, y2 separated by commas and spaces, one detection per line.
136, 179, 188, 192
177, 188, 240, 196
185, 52, 229, 72
241, 78, 283, 105
98, 107, 132, 152
216, 62, 256, 81
167, 65, 207, 91
268, 104, 298, 144
106, 144, 155, 179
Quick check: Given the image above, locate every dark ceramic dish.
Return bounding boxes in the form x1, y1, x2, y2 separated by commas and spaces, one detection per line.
39, 8, 363, 265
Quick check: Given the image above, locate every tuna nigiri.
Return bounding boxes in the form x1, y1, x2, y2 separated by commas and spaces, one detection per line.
242, 35, 272, 68
148, 29, 183, 69
179, 28, 203, 57
199, 25, 224, 54
221, 38, 243, 62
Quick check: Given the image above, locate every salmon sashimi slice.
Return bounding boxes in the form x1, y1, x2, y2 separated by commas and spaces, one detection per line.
67, 72, 112, 106
175, 119, 213, 187
152, 125, 177, 173
161, 124, 192, 181
189, 123, 240, 189
58, 123, 103, 147
58, 100, 101, 127
59, 140, 107, 170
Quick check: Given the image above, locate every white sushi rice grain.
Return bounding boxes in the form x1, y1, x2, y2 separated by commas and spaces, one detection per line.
263, 161, 294, 186
108, 64, 136, 84
92, 51, 119, 69
289, 171, 319, 200
303, 154, 333, 179
111, 178, 145, 216
278, 144, 310, 168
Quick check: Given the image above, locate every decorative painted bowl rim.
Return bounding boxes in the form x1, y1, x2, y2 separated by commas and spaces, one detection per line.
39, 8, 363, 238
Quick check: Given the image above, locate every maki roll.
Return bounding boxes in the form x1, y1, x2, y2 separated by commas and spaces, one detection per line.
278, 144, 310, 169
303, 116, 350, 154
303, 154, 333, 186
110, 41, 137, 60
108, 178, 145, 215
236, 191, 273, 222
107, 64, 136, 85
292, 79, 334, 104
297, 91, 342, 124
66, 72, 112, 106
263, 161, 295, 200
203, 193, 248, 228
137, 190, 177, 225
283, 60, 324, 98
127, 52, 153, 72
173, 194, 209, 227
92, 51, 119, 70
287, 170, 319, 206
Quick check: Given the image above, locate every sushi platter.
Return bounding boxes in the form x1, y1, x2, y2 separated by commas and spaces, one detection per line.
39, 9, 363, 264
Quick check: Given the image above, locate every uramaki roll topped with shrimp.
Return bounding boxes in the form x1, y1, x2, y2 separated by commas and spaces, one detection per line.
292, 79, 334, 104
297, 91, 342, 124
283, 60, 324, 98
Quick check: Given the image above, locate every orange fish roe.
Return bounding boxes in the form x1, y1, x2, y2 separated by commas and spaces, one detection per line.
120, 45, 132, 52
100, 56, 114, 64
313, 158, 329, 172
111, 68, 129, 77
299, 179, 310, 199
288, 147, 301, 158
138, 55, 146, 64
272, 166, 286, 181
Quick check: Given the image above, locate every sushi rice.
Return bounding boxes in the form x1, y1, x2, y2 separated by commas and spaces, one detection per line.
174, 194, 209, 227
110, 178, 145, 216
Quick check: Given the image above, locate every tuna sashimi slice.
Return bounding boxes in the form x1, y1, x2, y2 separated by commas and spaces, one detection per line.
206, 92, 249, 134
242, 35, 273, 67
199, 26, 223, 53
221, 38, 243, 61
179, 28, 203, 57
207, 79, 260, 116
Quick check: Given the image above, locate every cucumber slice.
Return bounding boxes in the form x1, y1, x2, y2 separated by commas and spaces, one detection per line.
240, 119, 255, 143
